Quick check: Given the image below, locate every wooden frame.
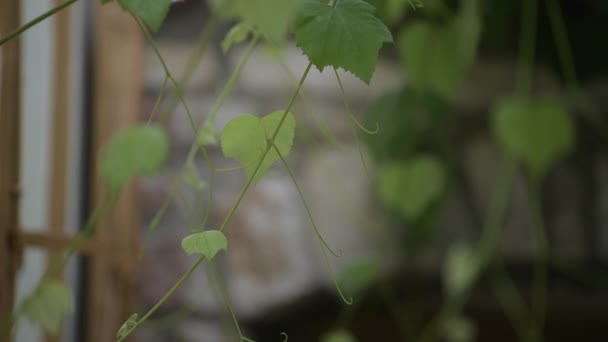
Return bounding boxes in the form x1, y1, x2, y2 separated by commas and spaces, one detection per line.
1, 1, 143, 341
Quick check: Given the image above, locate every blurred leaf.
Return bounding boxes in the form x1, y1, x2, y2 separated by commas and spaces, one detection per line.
398, 8, 480, 99
181, 230, 228, 259
294, 0, 393, 83
321, 329, 357, 342
221, 23, 252, 54
214, 0, 302, 42
338, 257, 380, 298
365, 86, 448, 161
443, 243, 479, 297
118, 0, 171, 32
23, 281, 73, 335
492, 98, 575, 179
116, 313, 138, 339
443, 315, 477, 342
221, 111, 295, 183
101, 124, 169, 194
377, 155, 446, 220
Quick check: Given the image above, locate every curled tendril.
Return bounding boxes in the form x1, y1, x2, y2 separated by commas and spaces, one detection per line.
280, 332, 289, 342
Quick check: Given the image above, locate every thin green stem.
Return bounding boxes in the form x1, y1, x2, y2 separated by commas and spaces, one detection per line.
332, 68, 374, 183
215, 166, 244, 173
273, 141, 352, 304
0, 0, 77, 46
209, 261, 255, 341
529, 180, 548, 336
147, 76, 169, 125
136, 17, 216, 172
271, 142, 342, 257
545, 0, 608, 140
516, 0, 538, 97
272, 49, 344, 151
218, 62, 314, 233
197, 169, 215, 231
116, 256, 206, 342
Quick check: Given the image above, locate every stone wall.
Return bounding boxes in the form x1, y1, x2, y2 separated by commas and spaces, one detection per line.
133, 30, 608, 342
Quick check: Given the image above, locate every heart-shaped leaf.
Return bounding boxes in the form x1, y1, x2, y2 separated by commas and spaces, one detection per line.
181, 230, 228, 259
118, 0, 171, 32
398, 11, 480, 99
221, 111, 296, 183
294, 0, 393, 83
377, 155, 446, 219
443, 243, 479, 297
101, 124, 169, 193
492, 98, 575, 179
22, 280, 73, 335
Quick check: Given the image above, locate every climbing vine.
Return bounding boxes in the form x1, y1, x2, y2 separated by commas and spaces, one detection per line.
2, 0, 607, 341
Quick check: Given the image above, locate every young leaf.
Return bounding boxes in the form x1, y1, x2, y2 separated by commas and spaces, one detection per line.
492, 98, 575, 179
377, 156, 446, 220
180, 162, 206, 191
118, 0, 171, 32
321, 329, 357, 342
116, 313, 138, 339
22, 280, 73, 335
338, 257, 380, 298
443, 243, 479, 297
221, 23, 252, 54
181, 230, 228, 259
221, 111, 296, 183
101, 124, 169, 193
197, 120, 218, 146
294, 0, 393, 83
237, 0, 301, 42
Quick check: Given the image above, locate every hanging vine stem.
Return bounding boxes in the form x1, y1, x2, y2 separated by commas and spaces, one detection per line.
333, 68, 377, 183
146, 76, 169, 125
529, 179, 549, 335
0, 0, 78, 46
146, 35, 261, 237
118, 61, 322, 340
516, 0, 538, 98
415, 161, 516, 342
545, 0, 608, 140
209, 261, 255, 342
272, 142, 353, 304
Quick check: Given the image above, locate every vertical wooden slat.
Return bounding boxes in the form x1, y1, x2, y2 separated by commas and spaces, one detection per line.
0, 0, 22, 332
86, 2, 143, 341
45, 1, 71, 341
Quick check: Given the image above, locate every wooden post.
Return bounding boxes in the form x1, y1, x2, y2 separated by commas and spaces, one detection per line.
0, 0, 22, 334
86, 2, 143, 341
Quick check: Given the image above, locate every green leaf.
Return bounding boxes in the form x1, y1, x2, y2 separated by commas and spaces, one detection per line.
216, 0, 302, 42
116, 313, 138, 339
398, 12, 480, 99
294, 0, 393, 83
377, 156, 446, 219
492, 98, 575, 178
221, 23, 252, 54
198, 120, 218, 146
118, 0, 171, 32
321, 329, 357, 342
443, 244, 479, 297
221, 111, 296, 183
181, 230, 228, 259
101, 124, 169, 193
338, 257, 380, 298
22, 280, 73, 335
